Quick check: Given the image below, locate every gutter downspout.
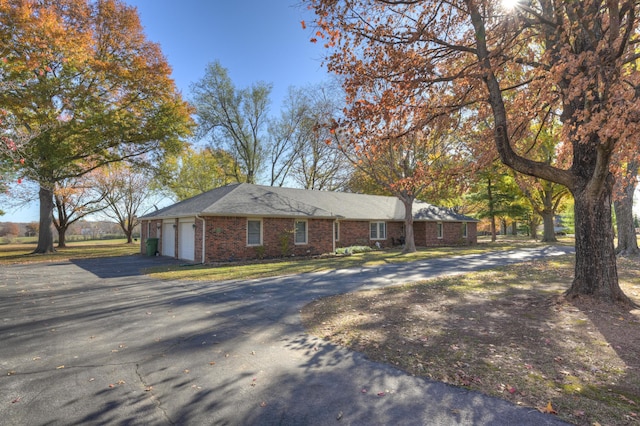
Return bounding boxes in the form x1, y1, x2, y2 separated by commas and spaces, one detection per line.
195, 214, 205, 264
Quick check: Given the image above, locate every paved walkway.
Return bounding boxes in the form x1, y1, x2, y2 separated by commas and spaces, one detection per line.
0, 247, 573, 425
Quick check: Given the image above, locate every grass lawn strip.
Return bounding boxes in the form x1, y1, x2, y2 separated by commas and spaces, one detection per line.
145, 237, 568, 282
302, 255, 640, 426
0, 240, 139, 264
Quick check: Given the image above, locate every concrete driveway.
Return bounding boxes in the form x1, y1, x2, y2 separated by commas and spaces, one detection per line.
0, 247, 573, 425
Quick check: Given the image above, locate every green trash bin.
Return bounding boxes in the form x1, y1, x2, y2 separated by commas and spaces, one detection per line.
146, 237, 159, 256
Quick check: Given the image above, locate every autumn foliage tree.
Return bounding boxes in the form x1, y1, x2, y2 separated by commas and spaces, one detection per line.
0, 0, 193, 254
307, 0, 640, 304
53, 176, 106, 247
94, 164, 153, 244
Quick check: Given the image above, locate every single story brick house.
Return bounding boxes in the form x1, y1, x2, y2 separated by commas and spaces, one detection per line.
139, 183, 478, 263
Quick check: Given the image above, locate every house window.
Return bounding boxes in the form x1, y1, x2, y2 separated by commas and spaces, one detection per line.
334, 222, 340, 241
462, 222, 468, 238
247, 219, 262, 246
370, 221, 386, 240
437, 222, 443, 239
295, 220, 307, 244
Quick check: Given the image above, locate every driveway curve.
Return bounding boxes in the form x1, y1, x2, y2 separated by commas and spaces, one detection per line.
0, 246, 574, 425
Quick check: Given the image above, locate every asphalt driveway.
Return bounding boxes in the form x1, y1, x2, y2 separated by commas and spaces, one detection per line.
0, 247, 574, 425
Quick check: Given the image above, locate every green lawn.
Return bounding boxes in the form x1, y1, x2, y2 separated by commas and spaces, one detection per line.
0, 239, 140, 264
146, 236, 570, 282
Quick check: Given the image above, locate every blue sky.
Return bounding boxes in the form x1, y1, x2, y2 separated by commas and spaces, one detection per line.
130, 0, 329, 115
3, 0, 331, 222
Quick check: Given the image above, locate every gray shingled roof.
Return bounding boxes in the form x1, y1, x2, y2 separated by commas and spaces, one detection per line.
142, 183, 477, 222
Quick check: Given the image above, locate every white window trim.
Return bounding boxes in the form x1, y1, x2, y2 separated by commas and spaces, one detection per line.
370, 221, 387, 240
334, 221, 340, 242
247, 218, 263, 246
294, 220, 308, 245
437, 222, 443, 239
462, 222, 468, 238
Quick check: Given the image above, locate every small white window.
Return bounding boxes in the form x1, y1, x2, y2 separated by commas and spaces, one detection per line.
437, 222, 443, 239
334, 222, 340, 241
370, 222, 386, 240
295, 220, 307, 244
247, 219, 262, 246
462, 222, 468, 238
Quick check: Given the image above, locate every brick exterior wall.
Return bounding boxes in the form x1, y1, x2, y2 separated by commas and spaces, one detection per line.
200, 216, 334, 262
141, 216, 477, 261
336, 220, 404, 249
421, 221, 477, 246
140, 219, 162, 255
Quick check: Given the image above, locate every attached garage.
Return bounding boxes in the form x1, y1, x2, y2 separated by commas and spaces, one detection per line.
161, 220, 176, 257
178, 219, 195, 261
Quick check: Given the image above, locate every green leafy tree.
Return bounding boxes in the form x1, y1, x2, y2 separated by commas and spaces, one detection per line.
191, 61, 270, 184
154, 146, 243, 201
0, 0, 193, 253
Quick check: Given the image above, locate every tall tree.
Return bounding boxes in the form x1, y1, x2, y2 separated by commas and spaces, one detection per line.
153, 146, 243, 201
94, 164, 153, 244
191, 61, 270, 184
334, 123, 464, 253
0, 0, 193, 254
613, 161, 639, 256
308, 0, 640, 304
53, 176, 105, 247
269, 83, 350, 189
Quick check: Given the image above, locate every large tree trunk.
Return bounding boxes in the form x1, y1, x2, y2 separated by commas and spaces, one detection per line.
540, 210, 557, 243
566, 185, 632, 304
614, 164, 638, 256
57, 225, 68, 248
125, 225, 134, 244
401, 196, 416, 253
529, 215, 540, 240
34, 185, 55, 254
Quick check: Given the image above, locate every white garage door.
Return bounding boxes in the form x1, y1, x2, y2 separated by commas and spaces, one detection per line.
178, 220, 195, 261
162, 222, 175, 257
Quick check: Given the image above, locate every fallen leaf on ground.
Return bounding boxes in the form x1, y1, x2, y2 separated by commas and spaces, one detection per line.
56, 365, 64, 369
541, 401, 557, 415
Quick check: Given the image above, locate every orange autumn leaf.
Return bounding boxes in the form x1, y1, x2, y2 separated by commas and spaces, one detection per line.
542, 401, 558, 415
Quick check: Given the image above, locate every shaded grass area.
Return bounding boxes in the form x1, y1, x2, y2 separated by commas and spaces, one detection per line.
0, 239, 139, 264
146, 237, 562, 282
301, 255, 640, 426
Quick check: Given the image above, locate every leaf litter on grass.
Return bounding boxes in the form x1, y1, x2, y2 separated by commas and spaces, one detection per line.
301, 255, 640, 426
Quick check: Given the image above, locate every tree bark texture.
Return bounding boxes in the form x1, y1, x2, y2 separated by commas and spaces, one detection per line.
34, 185, 55, 254
401, 197, 417, 253
57, 225, 68, 248
567, 185, 631, 304
614, 168, 639, 256
541, 210, 557, 243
